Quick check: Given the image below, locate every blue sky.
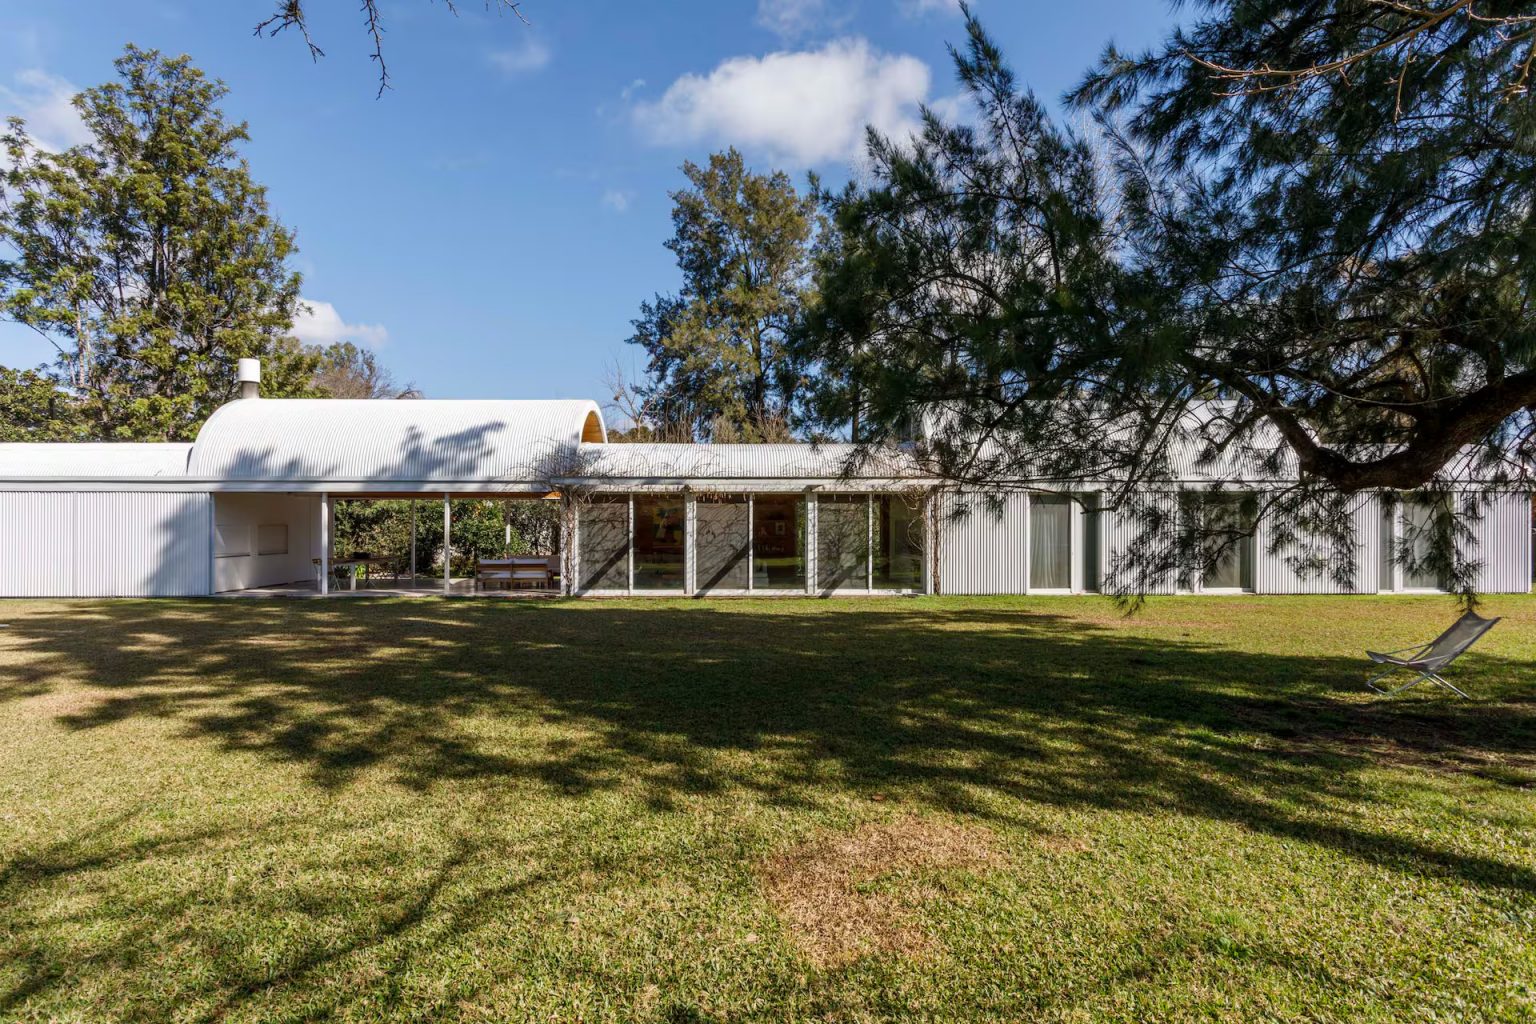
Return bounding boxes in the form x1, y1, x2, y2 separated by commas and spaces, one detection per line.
0, 0, 1177, 402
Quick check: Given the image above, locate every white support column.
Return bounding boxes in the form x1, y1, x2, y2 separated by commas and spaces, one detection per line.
683, 490, 696, 595
319, 491, 330, 596
867, 494, 875, 592
746, 494, 755, 593
627, 494, 635, 594
504, 500, 511, 556
410, 501, 418, 581
1069, 493, 1084, 594
443, 494, 451, 594
805, 490, 817, 595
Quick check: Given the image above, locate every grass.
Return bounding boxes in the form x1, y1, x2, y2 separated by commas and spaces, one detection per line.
0, 594, 1534, 1023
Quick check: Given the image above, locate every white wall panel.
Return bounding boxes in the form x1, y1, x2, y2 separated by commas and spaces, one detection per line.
75, 492, 211, 596
1470, 492, 1532, 594
0, 493, 75, 597
0, 491, 210, 597
935, 491, 1029, 595
1103, 495, 1178, 595
211, 493, 317, 592
1254, 494, 1378, 595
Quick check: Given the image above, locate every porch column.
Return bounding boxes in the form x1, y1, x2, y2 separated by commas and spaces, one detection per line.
319, 491, 330, 596
410, 501, 418, 580
504, 500, 511, 555
443, 494, 452, 595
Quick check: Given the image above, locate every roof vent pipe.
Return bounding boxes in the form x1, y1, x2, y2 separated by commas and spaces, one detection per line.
237, 358, 261, 400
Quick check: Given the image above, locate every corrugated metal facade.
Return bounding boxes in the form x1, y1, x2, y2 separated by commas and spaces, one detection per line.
1102, 495, 1179, 595
1253, 495, 1382, 595
936, 492, 1030, 595
0, 492, 210, 597
1471, 492, 1532, 594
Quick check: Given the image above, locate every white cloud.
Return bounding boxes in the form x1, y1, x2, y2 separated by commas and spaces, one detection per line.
0, 69, 91, 152
900, 0, 964, 15
620, 78, 646, 101
756, 0, 851, 40
633, 38, 932, 168
488, 36, 551, 75
293, 298, 388, 348
601, 188, 634, 212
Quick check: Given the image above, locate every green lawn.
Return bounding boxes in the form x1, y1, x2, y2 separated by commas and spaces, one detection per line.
1, 595, 1534, 1022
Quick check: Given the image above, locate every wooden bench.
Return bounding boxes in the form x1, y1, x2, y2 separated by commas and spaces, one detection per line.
477, 556, 553, 592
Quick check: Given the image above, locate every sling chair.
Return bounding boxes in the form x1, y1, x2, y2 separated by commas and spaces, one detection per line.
1366, 610, 1500, 699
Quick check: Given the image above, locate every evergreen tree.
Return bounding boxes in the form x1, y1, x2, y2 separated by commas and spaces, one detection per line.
0, 46, 318, 441
627, 149, 818, 442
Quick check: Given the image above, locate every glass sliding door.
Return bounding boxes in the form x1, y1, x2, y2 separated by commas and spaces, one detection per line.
817, 495, 869, 591
1402, 498, 1447, 591
1202, 494, 1255, 591
1029, 494, 1071, 590
873, 495, 923, 590
753, 495, 805, 589
579, 497, 629, 591
633, 495, 685, 589
695, 495, 750, 592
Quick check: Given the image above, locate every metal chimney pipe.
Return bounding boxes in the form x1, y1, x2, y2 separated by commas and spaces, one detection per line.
237, 358, 261, 400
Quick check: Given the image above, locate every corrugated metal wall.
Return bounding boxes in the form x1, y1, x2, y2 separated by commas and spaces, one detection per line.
0, 491, 210, 597
1254, 495, 1380, 595
1470, 492, 1532, 594
935, 492, 1029, 595
1103, 495, 1179, 595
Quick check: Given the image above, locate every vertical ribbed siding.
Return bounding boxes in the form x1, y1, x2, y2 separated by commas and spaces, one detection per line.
1253, 494, 1379, 595
0, 491, 210, 597
1470, 492, 1532, 594
935, 491, 1029, 595
1103, 494, 1178, 595
0, 493, 75, 596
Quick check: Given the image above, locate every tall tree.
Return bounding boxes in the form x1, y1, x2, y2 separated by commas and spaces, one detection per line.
0, 45, 318, 441
627, 149, 819, 443
800, 6, 1536, 601
0, 367, 87, 442
311, 340, 420, 399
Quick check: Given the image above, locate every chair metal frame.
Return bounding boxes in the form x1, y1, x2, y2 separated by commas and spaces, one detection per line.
1366, 612, 1500, 699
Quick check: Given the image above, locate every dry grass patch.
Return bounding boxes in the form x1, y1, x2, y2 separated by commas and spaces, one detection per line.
761, 815, 1002, 966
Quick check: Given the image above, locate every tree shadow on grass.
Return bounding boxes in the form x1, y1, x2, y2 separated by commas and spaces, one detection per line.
0, 597, 1533, 1017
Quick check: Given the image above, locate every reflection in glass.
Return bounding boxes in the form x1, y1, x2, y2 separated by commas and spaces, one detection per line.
695, 495, 750, 592
752, 495, 805, 589
633, 495, 685, 589
873, 495, 923, 589
817, 495, 868, 590
579, 497, 629, 590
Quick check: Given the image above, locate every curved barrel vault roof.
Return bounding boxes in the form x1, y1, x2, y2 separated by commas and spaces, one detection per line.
188, 399, 606, 488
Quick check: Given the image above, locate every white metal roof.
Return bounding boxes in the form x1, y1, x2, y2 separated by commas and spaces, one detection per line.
559, 442, 929, 491
187, 399, 606, 487
0, 443, 192, 479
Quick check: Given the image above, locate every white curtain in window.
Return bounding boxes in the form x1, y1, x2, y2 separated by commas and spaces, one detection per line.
1030, 496, 1071, 590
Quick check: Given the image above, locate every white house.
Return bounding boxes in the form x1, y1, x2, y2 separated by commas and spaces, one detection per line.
0, 361, 1529, 598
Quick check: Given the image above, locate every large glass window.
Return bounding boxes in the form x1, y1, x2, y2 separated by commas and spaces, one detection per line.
1080, 493, 1102, 593
695, 495, 750, 592
633, 495, 685, 589
579, 497, 629, 590
873, 495, 923, 590
817, 495, 869, 590
1029, 494, 1072, 590
1402, 498, 1448, 591
753, 495, 805, 589
1202, 494, 1255, 591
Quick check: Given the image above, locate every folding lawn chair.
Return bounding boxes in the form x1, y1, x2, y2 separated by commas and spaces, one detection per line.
1366, 610, 1500, 699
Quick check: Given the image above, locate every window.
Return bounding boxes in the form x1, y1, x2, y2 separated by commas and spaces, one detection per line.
753, 495, 805, 590
256, 523, 289, 556
1201, 495, 1255, 591
214, 523, 249, 558
1029, 495, 1071, 590
695, 495, 749, 592
873, 495, 923, 590
579, 497, 629, 590
1080, 493, 1102, 593
817, 495, 868, 590
633, 495, 685, 589
1402, 498, 1448, 591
